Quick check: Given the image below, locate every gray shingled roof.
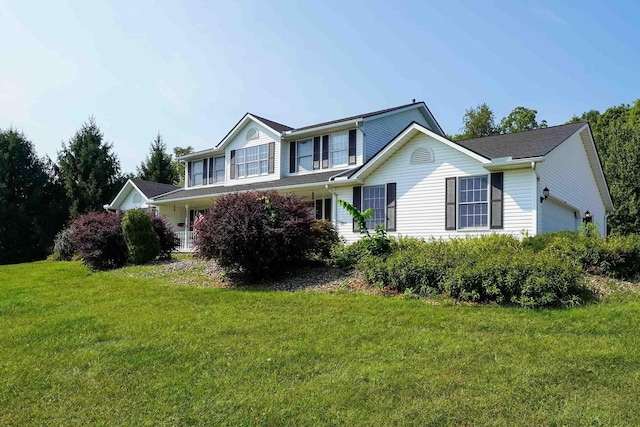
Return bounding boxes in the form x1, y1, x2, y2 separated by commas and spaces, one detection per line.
131, 179, 180, 198
454, 122, 585, 160
250, 114, 294, 133
292, 102, 425, 132
152, 169, 352, 202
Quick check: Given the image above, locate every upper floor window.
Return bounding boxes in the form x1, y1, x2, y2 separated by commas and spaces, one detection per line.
297, 139, 313, 172
191, 160, 204, 186
213, 156, 225, 183
231, 143, 275, 178
330, 132, 348, 167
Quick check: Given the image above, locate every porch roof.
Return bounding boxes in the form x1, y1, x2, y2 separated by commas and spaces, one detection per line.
151, 169, 353, 203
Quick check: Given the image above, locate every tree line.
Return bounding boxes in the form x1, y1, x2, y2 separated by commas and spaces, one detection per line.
0, 116, 191, 264
2, 100, 639, 264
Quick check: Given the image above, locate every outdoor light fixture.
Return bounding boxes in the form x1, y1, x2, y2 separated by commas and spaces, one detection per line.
540, 186, 550, 203
583, 210, 592, 223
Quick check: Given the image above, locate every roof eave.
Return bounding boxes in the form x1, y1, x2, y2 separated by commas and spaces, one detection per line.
284, 118, 362, 139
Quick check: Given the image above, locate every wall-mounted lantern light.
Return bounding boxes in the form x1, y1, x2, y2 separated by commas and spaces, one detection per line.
583, 211, 592, 223
540, 186, 550, 203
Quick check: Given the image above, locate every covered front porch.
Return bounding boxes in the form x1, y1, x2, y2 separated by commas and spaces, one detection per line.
154, 186, 336, 252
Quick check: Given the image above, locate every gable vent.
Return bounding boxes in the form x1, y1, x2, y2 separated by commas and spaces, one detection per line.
246, 128, 259, 141
410, 147, 434, 165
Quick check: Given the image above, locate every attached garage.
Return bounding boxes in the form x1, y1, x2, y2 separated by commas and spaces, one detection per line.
541, 199, 578, 234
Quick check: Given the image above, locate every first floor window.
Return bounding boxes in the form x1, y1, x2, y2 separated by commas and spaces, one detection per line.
363, 185, 386, 229
458, 176, 488, 228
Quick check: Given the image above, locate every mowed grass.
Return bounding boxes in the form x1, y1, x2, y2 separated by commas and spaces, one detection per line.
1, 262, 640, 426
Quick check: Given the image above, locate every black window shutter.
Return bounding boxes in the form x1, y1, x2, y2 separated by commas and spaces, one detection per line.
315, 199, 323, 220
322, 135, 329, 168
230, 150, 236, 180
348, 129, 357, 165
187, 161, 192, 186
203, 159, 208, 184
313, 137, 321, 170
268, 142, 275, 174
352, 186, 362, 232
289, 141, 296, 173
445, 177, 456, 230
490, 172, 504, 229
208, 157, 214, 184
386, 183, 396, 231
324, 198, 331, 221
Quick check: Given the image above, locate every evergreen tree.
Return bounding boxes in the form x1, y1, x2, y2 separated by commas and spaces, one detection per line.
58, 116, 122, 218
137, 133, 178, 184
0, 129, 68, 264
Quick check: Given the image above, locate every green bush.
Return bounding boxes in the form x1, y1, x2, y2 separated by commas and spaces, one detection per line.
51, 226, 76, 261
308, 220, 341, 261
122, 210, 160, 265
354, 234, 589, 308
605, 233, 640, 279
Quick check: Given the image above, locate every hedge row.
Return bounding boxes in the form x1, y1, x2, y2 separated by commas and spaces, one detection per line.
340, 234, 589, 308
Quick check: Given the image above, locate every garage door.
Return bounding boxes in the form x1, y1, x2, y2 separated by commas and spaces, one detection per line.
541, 199, 578, 234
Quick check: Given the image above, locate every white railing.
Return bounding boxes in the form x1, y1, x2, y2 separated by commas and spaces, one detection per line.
177, 231, 195, 252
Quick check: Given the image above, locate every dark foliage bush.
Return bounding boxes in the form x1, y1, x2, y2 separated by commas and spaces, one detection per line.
151, 214, 179, 260
194, 191, 314, 279
72, 212, 127, 270
354, 234, 588, 308
308, 219, 341, 261
51, 226, 76, 261
122, 209, 160, 265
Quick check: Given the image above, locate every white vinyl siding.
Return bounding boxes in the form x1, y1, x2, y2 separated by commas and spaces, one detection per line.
536, 129, 608, 236
335, 132, 535, 243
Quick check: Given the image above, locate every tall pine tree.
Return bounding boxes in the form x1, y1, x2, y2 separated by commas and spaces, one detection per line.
137, 133, 178, 184
0, 129, 68, 263
58, 116, 122, 218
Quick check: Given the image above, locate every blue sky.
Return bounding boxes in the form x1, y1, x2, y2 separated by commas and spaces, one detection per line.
1, 0, 639, 173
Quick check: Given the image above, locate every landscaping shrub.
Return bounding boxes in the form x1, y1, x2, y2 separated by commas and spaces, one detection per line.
72, 212, 127, 270
122, 209, 160, 265
194, 191, 314, 279
51, 226, 76, 261
151, 214, 179, 260
308, 219, 340, 261
354, 234, 588, 308
604, 233, 640, 279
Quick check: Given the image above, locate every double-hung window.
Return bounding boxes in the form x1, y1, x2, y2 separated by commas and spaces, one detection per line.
330, 132, 348, 167
191, 160, 203, 186
214, 156, 225, 183
363, 185, 386, 229
297, 139, 313, 172
458, 176, 488, 228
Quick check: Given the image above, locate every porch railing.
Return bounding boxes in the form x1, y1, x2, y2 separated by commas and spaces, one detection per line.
177, 231, 195, 252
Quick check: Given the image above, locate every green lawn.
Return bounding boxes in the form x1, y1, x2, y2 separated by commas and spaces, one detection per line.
1, 261, 640, 426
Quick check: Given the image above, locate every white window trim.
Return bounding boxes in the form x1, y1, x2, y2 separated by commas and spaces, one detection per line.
329, 131, 349, 168
457, 175, 489, 230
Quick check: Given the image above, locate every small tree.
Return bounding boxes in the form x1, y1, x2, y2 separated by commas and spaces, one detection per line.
194, 191, 314, 279
72, 212, 127, 270
151, 214, 179, 259
122, 210, 160, 264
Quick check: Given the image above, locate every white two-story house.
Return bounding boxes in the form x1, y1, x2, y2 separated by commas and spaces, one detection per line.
109, 101, 613, 251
